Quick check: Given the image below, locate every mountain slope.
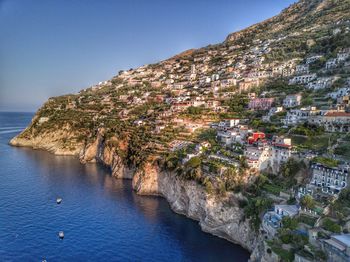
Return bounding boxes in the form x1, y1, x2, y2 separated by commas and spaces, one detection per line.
9, 2, 350, 260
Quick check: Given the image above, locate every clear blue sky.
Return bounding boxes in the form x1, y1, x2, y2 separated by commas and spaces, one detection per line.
0, 0, 295, 112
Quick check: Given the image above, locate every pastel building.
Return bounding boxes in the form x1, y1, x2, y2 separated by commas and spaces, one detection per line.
248, 98, 274, 110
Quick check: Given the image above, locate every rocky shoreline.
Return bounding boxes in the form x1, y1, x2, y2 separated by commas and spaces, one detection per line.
9, 134, 273, 261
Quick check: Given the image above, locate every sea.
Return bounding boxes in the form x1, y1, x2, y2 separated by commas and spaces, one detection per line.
0, 112, 250, 262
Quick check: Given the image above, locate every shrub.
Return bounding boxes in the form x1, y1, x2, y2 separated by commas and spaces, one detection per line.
313, 157, 339, 168
185, 157, 201, 169
282, 217, 298, 230
323, 218, 341, 233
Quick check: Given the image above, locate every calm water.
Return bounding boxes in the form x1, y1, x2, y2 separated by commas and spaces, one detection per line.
0, 112, 249, 262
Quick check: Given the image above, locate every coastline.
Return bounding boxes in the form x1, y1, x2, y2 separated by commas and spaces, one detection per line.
9, 134, 270, 261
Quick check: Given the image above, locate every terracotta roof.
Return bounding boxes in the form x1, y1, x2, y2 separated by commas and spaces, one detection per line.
273, 143, 292, 148
325, 112, 350, 117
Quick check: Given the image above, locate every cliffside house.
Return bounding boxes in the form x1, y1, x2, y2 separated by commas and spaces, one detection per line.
337, 51, 350, 62
244, 142, 271, 171
264, 106, 284, 121
248, 98, 274, 111
217, 130, 240, 146
283, 94, 302, 108
38, 117, 50, 124
169, 140, 192, 152
296, 64, 309, 75
239, 79, 261, 92
327, 87, 350, 100
309, 111, 350, 132
283, 107, 319, 126
263, 205, 299, 237
322, 234, 350, 262
271, 136, 292, 167
325, 58, 338, 70
309, 163, 348, 195
307, 77, 336, 90
289, 74, 317, 85
306, 55, 323, 64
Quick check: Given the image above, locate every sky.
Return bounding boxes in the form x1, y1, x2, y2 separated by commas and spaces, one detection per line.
0, 0, 295, 112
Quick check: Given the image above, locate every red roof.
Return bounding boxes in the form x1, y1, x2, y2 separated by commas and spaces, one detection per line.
273, 143, 292, 148
325, 112, 350, 117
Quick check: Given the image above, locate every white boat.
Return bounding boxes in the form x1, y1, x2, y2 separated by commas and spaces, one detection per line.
56, 198, 62, 204
58, 231, 64, 239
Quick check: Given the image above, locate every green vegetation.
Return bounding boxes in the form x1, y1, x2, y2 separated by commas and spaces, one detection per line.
329, 189, 350, 219
322, 218, 341, 233
334, 141, 350, 159
278, 159, 305, 189
227, 94, 249, 114
313, 157, 339, 168
300, 195, 316, 210
262, 183, 283, 196
298, 215, 317, 227
187, 106, 204, 115
261, 80, 303, 95
291, 123, 324, 137
292, 134, 337, 153
126, 126, 153, 168
282, 217, 298, 230
244, 196, 273, 231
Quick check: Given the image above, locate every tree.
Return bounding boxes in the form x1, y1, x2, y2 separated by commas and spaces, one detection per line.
228, 94, 249, 113
300, 195, 315, 210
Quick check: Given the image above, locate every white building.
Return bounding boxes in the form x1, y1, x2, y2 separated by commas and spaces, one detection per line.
337, 52, 350, 62
244, 144, 271, 171
312, 111, 350, 132
283, 94, 302, 108
309, 163, 348, 195
263, 107, 284, 122
263, 205, 299, 237
307, 77, 335, 90
283, 107, 319, 126
325, 58, 338, 70
216, 128, 245, 145
289, 74, 317, 85
271, 136, 292, 167
295, 64, 309, 75
306, 55, 323, 64
327, 87, 350, 99
38, 117, 49, 124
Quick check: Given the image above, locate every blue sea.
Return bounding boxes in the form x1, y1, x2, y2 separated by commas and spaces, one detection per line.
0, 112, 249, 262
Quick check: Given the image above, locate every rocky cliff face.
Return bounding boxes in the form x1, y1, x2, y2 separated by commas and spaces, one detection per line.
9, 127, 83, 156
10, 132, 269, 261
84, 135, 271, 261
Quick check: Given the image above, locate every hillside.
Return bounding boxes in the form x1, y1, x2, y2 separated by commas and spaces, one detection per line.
10, 0, 350, 261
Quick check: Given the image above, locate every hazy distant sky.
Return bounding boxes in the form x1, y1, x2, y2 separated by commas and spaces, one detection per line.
0, 0, 295, 112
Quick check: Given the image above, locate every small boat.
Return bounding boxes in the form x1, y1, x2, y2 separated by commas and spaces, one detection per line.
56, 198, 62, 204
58, 231, 64, 239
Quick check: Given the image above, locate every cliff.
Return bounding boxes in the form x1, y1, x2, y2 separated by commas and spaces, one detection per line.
10, 131, 270, 261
